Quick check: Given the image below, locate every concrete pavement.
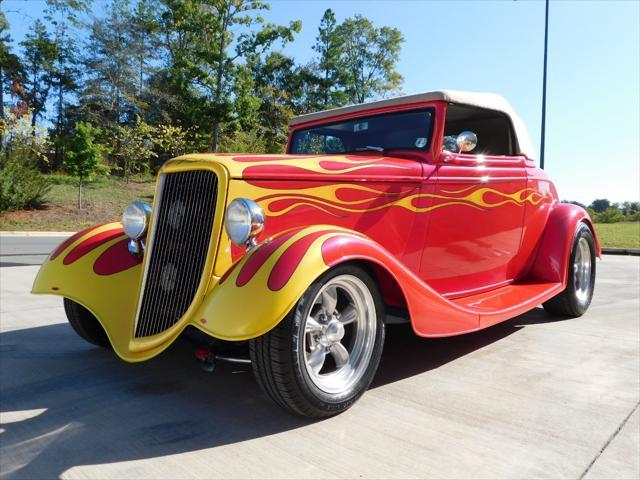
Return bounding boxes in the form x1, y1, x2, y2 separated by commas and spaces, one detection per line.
0, 257, 638, 479
0, 236, 70, 267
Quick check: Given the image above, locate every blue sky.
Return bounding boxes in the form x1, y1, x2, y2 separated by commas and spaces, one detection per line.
5, 0, 639, 204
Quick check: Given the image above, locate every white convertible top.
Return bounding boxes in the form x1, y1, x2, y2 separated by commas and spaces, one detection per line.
289, 90, 536, 160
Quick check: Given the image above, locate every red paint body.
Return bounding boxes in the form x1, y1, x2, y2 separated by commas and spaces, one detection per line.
228, 98, 599, 337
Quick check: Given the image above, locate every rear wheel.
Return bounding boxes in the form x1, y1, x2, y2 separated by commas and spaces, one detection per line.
63, 298, 111, 348
543, 223, 596, 317
250, 265, 385, 418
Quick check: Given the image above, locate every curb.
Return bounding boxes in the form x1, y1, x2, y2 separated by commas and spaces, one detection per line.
602, 247, 640, 256
0, 231, 73, 237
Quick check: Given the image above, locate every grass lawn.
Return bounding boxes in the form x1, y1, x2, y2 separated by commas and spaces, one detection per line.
594, 222, 640, 249
0, 175, 155, 231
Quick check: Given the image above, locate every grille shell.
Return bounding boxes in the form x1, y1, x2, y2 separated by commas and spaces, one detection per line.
134, 170, 218, 338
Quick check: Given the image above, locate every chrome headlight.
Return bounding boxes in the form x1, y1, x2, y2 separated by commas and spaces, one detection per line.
122, 200, 152, 240
225, 198, 265, 247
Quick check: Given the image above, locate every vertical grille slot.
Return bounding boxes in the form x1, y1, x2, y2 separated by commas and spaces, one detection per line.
135, 170, 218, 338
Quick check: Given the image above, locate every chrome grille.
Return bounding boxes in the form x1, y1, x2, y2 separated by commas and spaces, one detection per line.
135, 170, 218, 338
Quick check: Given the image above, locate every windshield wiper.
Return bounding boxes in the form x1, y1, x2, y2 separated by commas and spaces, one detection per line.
353, 146, 385, 153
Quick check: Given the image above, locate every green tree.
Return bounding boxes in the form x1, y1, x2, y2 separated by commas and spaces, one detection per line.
589, 198, 611, 213
79, 0, 140, 128
621, 201, 640, 216
593, 207, 625, 224
627, 211, 640, 222
154, 123, 191, 161
248, 52, 305, 152
0, 109, 51, 212
1, 108, 49, 163
112, 116, 157, 182
45, 0, 91, 167
0, 8, 24, 146
307, 9, 346, 110
64, 121, 107, 208
128, 0, 161, 97
159, 0, 301, 151
232, 64, 260, 131
20, 19, 59, 127
218, 129, 266, 153
336, 15, 403, 104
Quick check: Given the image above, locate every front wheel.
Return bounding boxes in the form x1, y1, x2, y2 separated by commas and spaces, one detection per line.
250, 264, 385, 418
63, 298, 111, 348
543, 223, 596, 317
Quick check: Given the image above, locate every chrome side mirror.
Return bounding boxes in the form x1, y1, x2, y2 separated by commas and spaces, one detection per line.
456, 131, 478, 153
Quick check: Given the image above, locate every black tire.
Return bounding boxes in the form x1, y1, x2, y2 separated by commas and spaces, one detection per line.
63, 298, 112, 348
250, 264, 385, 418
543, 223, 596, 317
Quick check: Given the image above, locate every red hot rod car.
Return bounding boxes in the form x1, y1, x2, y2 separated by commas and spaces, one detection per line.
33, 90, 599, 417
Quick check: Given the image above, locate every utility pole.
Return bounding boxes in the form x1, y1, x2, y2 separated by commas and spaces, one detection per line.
540, 0, 549, 169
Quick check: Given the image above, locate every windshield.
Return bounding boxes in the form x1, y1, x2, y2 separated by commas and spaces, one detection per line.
289, 109, 434, 155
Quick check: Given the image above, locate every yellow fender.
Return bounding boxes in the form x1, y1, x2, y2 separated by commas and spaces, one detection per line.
31, 222, 146, 361
193, 226, 356, 341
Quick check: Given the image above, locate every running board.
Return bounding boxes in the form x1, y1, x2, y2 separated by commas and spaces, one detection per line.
450, 280, 564, 328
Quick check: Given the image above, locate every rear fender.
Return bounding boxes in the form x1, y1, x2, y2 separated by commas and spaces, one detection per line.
195, 226, 479, 341
529, 202, 601, 284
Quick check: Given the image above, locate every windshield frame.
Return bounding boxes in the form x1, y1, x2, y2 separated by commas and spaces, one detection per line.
287, 107, 436, 155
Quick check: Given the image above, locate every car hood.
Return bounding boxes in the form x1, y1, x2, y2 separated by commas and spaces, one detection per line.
171, 153, 424, 182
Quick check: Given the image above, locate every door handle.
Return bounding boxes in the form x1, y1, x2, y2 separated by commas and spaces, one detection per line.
442, 153, 455, 163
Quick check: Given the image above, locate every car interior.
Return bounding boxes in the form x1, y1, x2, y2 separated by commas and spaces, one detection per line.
443, 104, 516, 156
290, 110, 434, 154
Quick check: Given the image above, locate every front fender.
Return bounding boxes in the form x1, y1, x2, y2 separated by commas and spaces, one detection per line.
530, 202, 601, 284
195, 225, 479, 341
193, 226, 352, 341
31, 222, 144, 360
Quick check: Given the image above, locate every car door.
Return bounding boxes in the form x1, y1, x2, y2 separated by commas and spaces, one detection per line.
420, 152, 528, 297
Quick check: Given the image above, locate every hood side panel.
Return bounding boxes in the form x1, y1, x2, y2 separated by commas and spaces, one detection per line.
171, 153, 424, 182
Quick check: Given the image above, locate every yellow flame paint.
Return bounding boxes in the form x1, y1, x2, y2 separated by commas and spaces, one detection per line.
258, 184, 549, 217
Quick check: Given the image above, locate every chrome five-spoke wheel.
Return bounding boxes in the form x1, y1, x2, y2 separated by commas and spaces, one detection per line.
303, 275, 377, 394
250, 264, 385, 418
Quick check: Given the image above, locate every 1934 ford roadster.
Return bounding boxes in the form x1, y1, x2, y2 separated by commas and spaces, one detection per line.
33, 90, 599, 417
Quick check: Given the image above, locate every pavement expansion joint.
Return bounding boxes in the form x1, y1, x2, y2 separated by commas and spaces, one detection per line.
578, 400, 640, 479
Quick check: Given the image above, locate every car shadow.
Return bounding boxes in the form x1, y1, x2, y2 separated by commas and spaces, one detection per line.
373, 306, 571, 388
0, 307, 569, 478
